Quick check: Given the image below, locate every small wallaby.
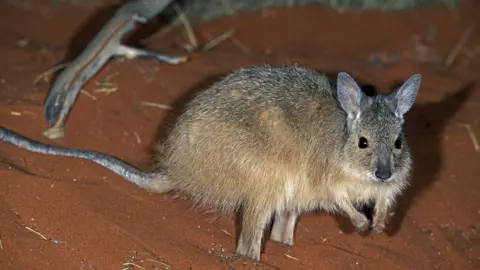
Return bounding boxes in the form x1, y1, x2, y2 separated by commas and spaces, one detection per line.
0, 66, 421, 261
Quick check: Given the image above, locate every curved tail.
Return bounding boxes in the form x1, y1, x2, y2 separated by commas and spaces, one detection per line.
0, 127, 156, 188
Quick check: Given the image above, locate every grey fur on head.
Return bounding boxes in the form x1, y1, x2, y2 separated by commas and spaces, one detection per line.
337, 72, 421, 120
337, 72, 369, 120
390, 74, 422, 117
336, 71, 421, 184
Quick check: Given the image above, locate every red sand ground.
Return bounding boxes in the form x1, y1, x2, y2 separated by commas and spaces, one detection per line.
0, 1, 479, 269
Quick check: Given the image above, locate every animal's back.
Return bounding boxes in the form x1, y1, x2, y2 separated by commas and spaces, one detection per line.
160, 66, 346, 213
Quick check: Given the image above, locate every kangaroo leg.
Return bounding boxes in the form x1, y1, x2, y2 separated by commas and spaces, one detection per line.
236, 204, 273, 261
270, 211, 298, 246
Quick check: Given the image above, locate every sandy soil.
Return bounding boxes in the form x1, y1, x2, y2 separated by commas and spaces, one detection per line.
0, 1, 479, 269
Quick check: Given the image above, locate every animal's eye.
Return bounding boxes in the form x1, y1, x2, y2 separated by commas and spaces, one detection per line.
394, 139, 402, 149
358, 137, 369, 149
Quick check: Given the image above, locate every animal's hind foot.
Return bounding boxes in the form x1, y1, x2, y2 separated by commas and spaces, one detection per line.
270, 211, 297, 246
270, 233, 294, 246
236, 238, 261, 261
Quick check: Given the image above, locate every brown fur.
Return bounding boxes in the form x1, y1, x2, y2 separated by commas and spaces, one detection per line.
144, 66, 420, 260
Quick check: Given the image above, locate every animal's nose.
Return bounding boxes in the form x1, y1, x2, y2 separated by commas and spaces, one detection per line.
375, 168, 391, 181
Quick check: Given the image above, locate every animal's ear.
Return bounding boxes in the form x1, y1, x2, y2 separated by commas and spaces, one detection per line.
391, 74, 421, 116
337, 72, 366, 118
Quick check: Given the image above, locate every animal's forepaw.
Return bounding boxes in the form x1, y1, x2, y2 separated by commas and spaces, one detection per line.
371, 222, 386, 234
352, 214, 370, 232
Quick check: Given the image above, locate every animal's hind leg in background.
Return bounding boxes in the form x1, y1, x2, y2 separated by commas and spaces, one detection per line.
270, 211, 298, 245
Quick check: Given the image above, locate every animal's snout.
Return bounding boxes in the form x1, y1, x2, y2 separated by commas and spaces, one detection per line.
375, 165, 392, 182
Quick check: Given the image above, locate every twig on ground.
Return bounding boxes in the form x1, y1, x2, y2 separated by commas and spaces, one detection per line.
200, 29, 240, 52
202, 29, 235, 51
8, 110, 37, 119
93, 72, 119, 95
93, 86, 118, 95
22, 111, 37, 118
33, 62, 69, 84
284, 253, 299, 261
230, 36, 251, 54
133, 131, 141, 145
80, 89, 97, 100
460, 123, 480, 152
174, 4, 199, 51
172, 7, 242, 53
221, 229, 232, 236
445, 24, 476, 67
140, 101, 172, 110
145, 258, 171, 268
461, 45, 480, 58
10, 111, 22, 116
297, 222, 310, 232
142, 16, 182, 43
122, 262, 145, 270
121, 61, 159, 83
25, 226, 48, 240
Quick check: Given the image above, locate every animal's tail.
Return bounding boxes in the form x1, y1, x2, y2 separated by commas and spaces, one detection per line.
0, 127, 156, 188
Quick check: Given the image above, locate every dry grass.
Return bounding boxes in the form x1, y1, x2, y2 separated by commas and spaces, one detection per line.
140, 101, 172, 110
445, 24, 476, 67
25, 226, 48, 240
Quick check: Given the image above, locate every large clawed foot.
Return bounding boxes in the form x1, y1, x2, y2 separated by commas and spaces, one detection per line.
236, 239, 261, 261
